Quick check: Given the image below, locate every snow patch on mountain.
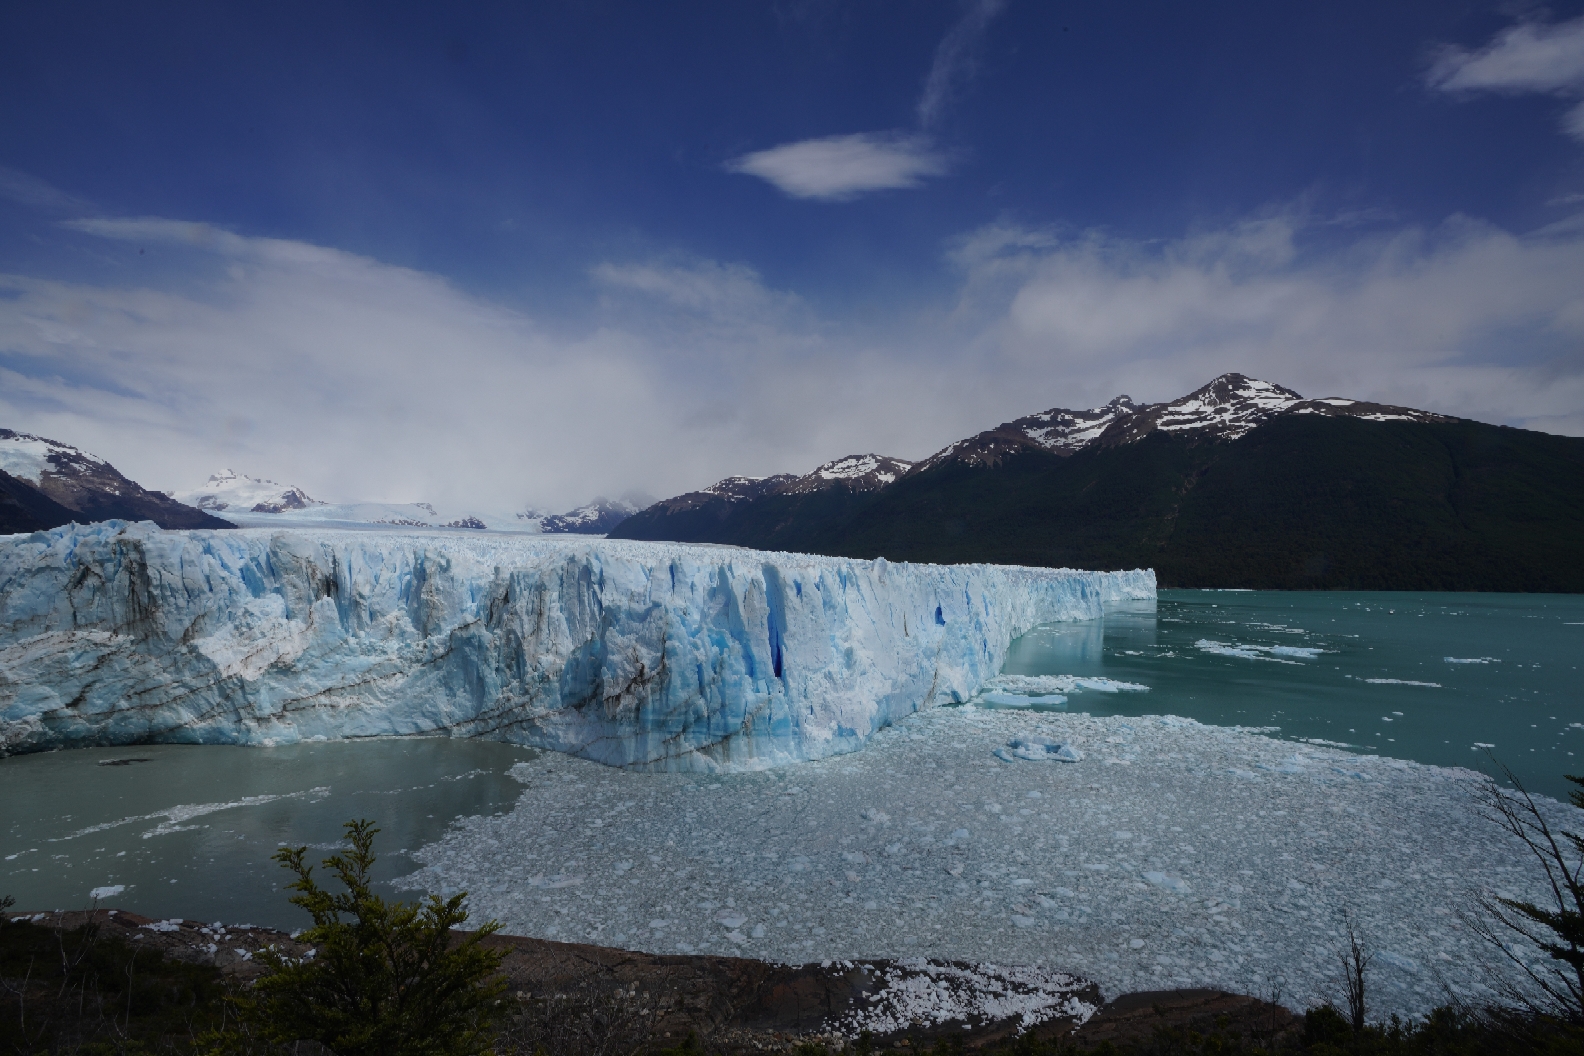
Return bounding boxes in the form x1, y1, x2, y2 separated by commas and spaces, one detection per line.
0, 431, 110, 486
782, 454, 916, 495
538, 495, 649, 535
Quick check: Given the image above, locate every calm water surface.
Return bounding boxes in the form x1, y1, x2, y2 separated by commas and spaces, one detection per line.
1, 738, 533, 928
1002, 590, 1583, 800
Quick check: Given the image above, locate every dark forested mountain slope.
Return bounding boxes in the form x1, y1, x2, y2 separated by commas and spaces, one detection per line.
613, 379, 1584, 592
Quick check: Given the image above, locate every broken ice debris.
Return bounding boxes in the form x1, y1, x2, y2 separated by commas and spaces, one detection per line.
1142, 871, 1191, 894
995, 736, 1083, 763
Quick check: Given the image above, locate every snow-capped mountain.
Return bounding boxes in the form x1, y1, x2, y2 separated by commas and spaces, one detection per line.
918, 374, 1451, 471
608, 371, 1565, 589
176, 469, 322, 513
637, 456, 916, 521
176, 470, 646, 536
538, 494, 653, 534
641, 374, 1447, 513
779, 454, 916, 495
0, 429, 233, 533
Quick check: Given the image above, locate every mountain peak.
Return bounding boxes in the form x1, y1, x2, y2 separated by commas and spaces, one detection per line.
177, 469, 322, 513
781, 454, 916, 495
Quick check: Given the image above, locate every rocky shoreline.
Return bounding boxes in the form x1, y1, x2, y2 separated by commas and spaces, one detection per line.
7, 908, 1296, 1051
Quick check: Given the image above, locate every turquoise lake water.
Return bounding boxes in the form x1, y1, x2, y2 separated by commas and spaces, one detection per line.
1001, 590, 1583, 801
3, 590, 1579, 929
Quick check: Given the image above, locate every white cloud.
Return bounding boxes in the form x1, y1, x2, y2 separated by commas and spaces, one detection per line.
957, 211, 1584, 433
917, 0, 1007, 128
1428, 15, 1584, 140
726, 132, 948, 201
0, 166, 91, 213
3, 205, 1583, 516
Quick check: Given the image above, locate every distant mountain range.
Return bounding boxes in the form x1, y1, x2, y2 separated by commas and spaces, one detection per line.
0, 439, 642, 538
612, 374, 1584, 592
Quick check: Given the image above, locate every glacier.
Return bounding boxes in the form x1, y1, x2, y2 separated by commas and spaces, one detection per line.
0, 521, 1153, 771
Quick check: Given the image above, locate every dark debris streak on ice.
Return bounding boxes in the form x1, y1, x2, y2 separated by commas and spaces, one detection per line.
404, 707, 1581, 1021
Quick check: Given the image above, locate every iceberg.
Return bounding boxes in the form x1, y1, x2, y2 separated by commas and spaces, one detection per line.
0, 521, 1153, 771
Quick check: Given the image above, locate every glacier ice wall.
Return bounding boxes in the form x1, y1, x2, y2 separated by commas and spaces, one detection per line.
0, 522, 1153, 771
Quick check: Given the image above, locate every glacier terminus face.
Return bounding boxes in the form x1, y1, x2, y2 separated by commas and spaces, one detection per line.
0, 522, 1154, 771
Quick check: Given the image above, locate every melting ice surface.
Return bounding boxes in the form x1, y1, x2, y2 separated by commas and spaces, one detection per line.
0, 521, 1151, 771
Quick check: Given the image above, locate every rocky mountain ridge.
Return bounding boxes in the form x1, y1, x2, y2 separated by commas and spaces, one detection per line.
611, 374, 1583, 591
635, 373, 1453, 517
0, 429, 233, 533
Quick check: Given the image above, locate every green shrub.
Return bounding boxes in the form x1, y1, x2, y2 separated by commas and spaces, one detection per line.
216, 819, 506, 1056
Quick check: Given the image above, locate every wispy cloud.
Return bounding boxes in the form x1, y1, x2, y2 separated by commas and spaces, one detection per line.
1428, 14, 1584, 140
725, 132, 948, 201
5, 204, 1584, 512
956, 210, 1584, 435
0, 166, 92, 213
917, 0, 1007, 128
728, 1, 1006, 202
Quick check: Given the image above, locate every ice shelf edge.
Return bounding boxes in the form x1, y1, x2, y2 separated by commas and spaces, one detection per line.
0, 521, 1155, 771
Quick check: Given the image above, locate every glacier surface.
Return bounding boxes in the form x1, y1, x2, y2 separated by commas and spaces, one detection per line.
0, 522, 1153, 770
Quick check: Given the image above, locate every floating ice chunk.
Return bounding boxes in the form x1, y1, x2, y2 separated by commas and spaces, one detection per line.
89, 885, 125, 900
524, 874, 584, 889
1376, 951, 1418, 972
1002, 736, 1084, 762
981, 691, 1069, 707
1157, 716, 1199, 727
141, 919, 183, 933
1011, 915, 1037, 927
1227, 768, 1260, 780
1142, 872, 1191, 894
715, 910, 748, 929
1444, 657, 1499, 664
1194, 639, 1322, 663
1364, 679, 1441, 687
983, 675, 1147, 696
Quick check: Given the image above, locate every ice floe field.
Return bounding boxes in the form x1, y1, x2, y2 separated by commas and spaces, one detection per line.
407, 703, 1571, 1020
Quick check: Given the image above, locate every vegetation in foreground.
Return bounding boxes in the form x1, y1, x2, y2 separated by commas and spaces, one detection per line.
4, 768, 1582, 1054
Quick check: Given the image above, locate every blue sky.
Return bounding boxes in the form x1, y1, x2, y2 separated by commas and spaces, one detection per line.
3, 1, 1584, 510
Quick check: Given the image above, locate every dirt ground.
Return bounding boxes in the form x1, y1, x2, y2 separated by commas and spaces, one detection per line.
8, 909, 1297, 1051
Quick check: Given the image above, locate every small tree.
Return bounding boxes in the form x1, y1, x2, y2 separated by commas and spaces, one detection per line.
1467, 763, 1584, 1023
1336, 918, 1372, 1033
230, 819, 506, 1056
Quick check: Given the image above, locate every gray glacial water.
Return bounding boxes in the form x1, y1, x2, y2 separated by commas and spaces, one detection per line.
1, 737, 534, 928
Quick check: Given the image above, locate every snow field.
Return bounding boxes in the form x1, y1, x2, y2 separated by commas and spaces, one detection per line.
406, 705, 1578, 1020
